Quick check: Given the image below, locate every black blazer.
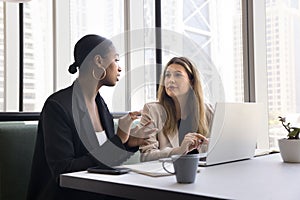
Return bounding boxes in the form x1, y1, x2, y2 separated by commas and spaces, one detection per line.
27, 82, 137, 200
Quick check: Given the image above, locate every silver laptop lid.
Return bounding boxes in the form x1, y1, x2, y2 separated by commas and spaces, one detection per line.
204, 102, 264, 166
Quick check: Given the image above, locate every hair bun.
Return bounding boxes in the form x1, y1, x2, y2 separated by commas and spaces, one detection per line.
68, 62, 78, 74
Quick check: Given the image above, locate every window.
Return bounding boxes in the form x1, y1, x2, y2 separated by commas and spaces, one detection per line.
23, 0, 53, 111
161, 0, 244, 104
2, 1, 285, 153
1, 2, 21, 111
69, 0, 157, 112
265, 0, 300, 149
69, 0, 126, 111
2, 1, 244, 112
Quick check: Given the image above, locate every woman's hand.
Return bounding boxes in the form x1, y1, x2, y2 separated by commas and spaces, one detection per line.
174, 133, 208, 155
117, 111, 141, 143
127, 121, 157, 147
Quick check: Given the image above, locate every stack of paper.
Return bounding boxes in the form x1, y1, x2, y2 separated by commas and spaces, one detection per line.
122, 160, 174, 177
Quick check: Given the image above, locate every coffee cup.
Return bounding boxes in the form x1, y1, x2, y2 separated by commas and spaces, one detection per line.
161, 154, 200, 183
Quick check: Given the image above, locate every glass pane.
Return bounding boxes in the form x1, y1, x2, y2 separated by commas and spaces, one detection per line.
161, 0, 244, 104
266, 0, 300, 149
142, 0, 156, 107
69, 0, 124, 111
23, 0, 53, 111
70, 0, 124, 48
126, 0, 157, 111
0, 3, 3, 111
69, 0, 157, 112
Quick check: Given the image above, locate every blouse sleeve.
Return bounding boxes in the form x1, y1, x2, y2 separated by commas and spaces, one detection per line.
139, 103, 175, 161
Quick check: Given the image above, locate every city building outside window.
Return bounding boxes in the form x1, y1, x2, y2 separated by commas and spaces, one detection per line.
265, 0, 300, 149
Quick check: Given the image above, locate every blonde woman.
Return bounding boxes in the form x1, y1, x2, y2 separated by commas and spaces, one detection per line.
139, 57, 214, 162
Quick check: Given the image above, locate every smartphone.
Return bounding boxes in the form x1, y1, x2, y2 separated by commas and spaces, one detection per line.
87, 166, 131, 175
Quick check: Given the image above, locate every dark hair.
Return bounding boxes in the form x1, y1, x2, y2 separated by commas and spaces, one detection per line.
68, 34, 113, 74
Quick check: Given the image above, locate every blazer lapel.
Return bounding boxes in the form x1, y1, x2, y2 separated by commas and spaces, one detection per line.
166, 130, 179, 147
96, 94, 115, 139
72, 80, 99, 150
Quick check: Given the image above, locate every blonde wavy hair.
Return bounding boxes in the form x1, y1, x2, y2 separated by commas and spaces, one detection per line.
157, 57, 209, 137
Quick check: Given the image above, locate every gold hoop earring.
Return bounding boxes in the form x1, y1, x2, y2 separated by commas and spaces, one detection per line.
92, 67, 106, 81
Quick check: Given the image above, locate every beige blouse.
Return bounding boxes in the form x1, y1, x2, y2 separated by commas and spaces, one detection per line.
139, 102, 214, 162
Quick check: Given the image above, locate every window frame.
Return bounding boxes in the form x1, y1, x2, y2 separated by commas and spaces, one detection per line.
244, 0, 270, 149
0, 0, 271, 150
3, 2, 21, 111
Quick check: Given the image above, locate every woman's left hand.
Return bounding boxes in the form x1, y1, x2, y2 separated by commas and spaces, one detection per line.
127, 120, 157, 147
179, 133, 208, 154
117, 111, 141, 143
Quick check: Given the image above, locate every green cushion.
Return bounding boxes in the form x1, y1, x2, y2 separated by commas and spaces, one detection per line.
0, 119, 140, 200
0, 122, 37, 200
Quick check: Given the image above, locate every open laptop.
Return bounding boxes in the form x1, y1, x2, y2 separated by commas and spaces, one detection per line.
199, 102, 265, 166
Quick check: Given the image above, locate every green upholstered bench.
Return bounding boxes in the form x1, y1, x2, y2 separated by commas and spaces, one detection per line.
0, 119, 141, 200
0, 122, 38, 200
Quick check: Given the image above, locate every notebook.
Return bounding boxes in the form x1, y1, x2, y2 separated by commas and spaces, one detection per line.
199, 102, 265, 166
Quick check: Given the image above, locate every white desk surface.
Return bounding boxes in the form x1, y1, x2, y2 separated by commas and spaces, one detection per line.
60, 153, 300, 200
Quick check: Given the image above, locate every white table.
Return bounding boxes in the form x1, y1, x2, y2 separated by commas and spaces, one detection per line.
60, 153, 300, 200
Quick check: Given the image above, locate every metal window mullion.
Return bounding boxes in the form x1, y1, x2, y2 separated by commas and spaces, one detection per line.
124, 0, 131, 111
155, 0, 162, 93
52, 0, 57, 92
243, 0, 270, 149
242, 0, 255, 102
19, 3, 23, 111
